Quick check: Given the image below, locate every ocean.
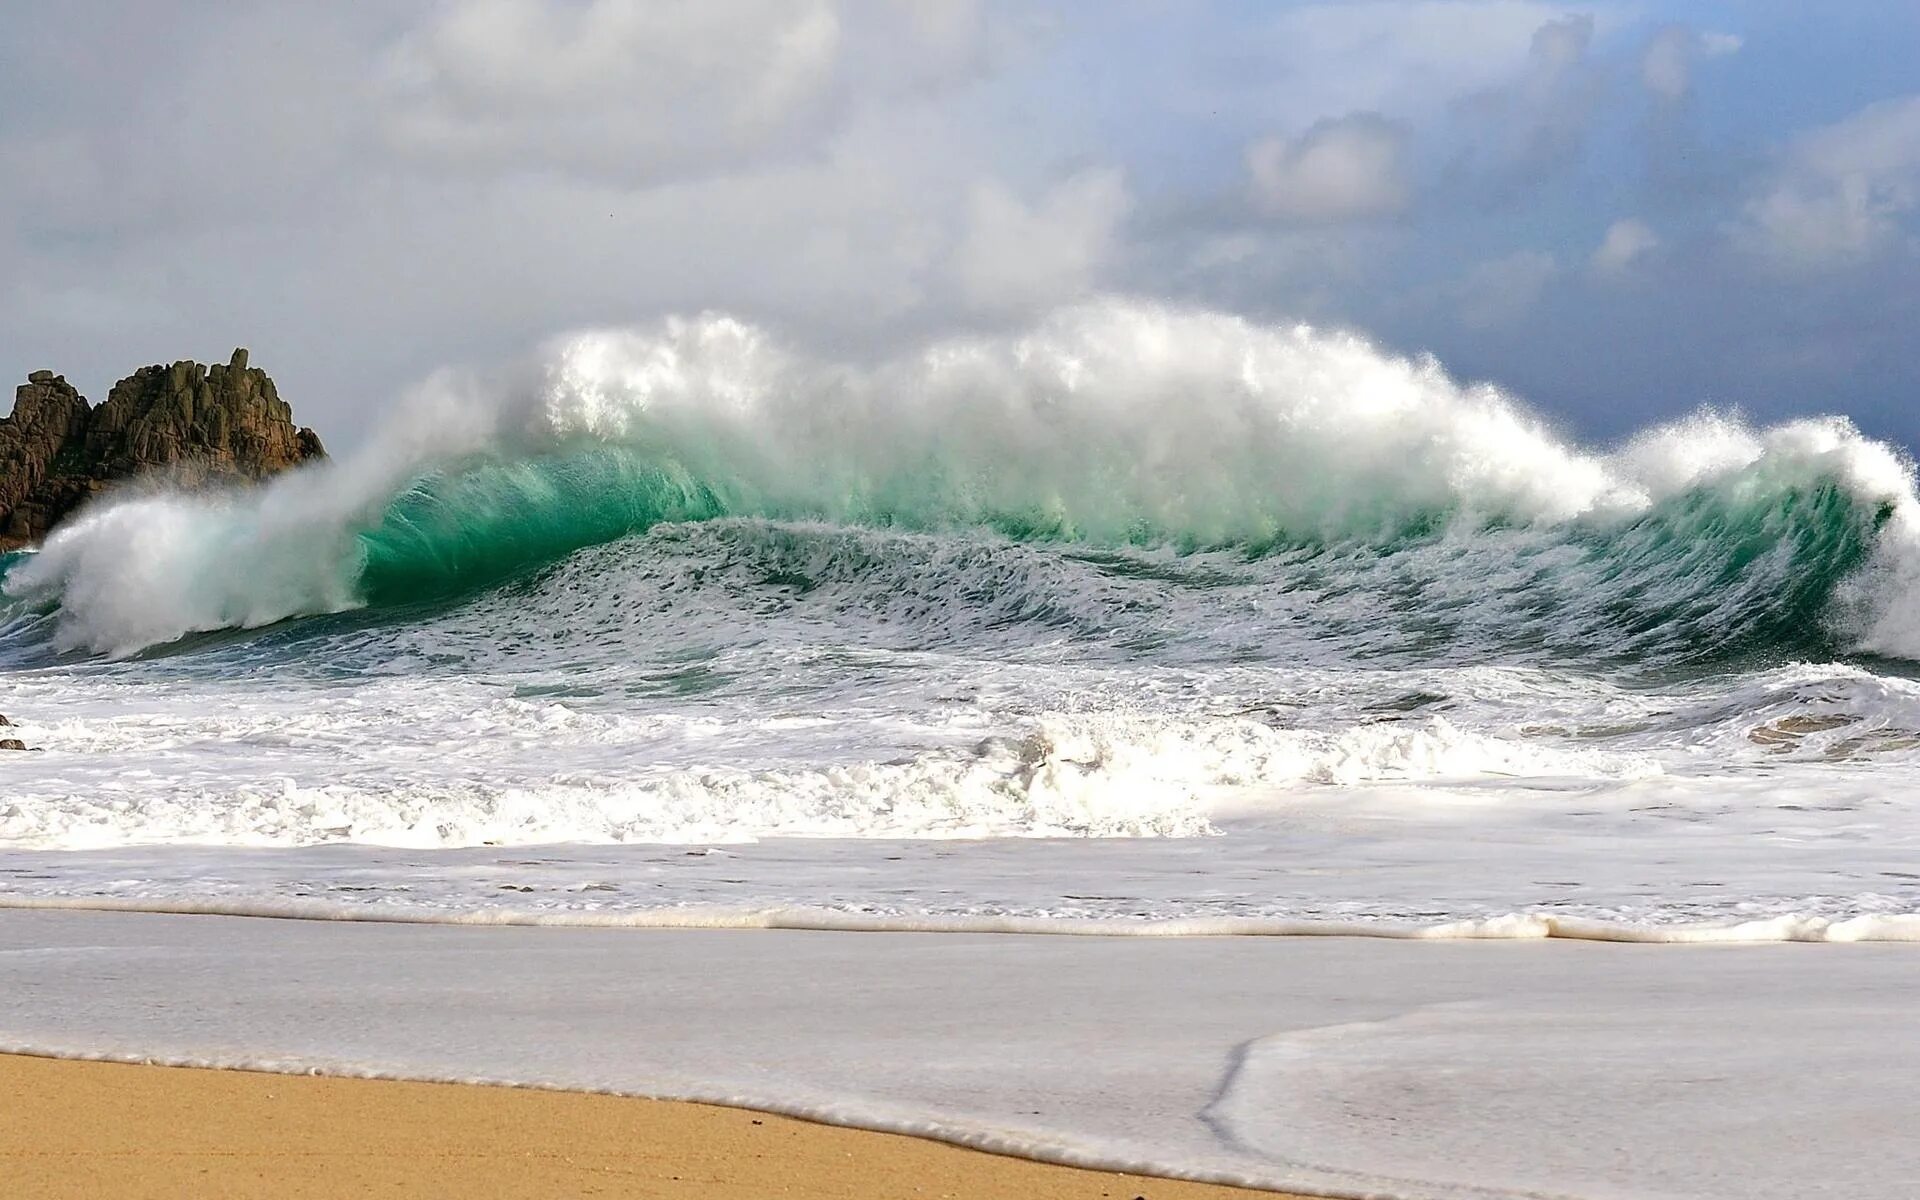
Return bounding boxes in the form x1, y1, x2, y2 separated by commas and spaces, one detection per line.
5, 299, 1920, 941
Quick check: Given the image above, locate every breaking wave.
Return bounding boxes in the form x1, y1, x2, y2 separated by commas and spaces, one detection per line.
4, 299, 1919, 663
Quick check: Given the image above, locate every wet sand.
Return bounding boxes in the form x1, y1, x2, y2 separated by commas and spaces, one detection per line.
0, 1053, 1299, 1199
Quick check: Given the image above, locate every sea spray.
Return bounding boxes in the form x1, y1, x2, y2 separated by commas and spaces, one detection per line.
5, 298, 1918, 659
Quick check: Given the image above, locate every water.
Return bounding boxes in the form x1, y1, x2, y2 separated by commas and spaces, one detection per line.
13, 912, 1920, 1200
5, 299, 1920, 938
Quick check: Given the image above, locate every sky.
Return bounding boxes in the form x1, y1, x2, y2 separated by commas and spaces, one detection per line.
3, 0, 1917, 452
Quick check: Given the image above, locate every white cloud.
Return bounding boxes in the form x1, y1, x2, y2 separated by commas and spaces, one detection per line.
378, 0, 995, 184
952, 170, 1132, 311
1247, 114, 1411, 223
1732, 94, 1920, 271
1641, 25, 1743, 101
1591, 219, 1659, 275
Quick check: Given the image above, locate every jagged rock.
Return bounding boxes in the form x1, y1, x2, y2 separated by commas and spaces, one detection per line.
0, 349, 324, 549
0, 371, 95, 546
0, 739, 25, 751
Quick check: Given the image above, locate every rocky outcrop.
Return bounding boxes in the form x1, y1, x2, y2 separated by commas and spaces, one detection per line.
0, 372, 94, 548
0, 349, 324, 549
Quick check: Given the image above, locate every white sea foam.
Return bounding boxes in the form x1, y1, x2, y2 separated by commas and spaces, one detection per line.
6, 894, 1919, 943
0, 706, 1657, 849
7, 618, 1920, 941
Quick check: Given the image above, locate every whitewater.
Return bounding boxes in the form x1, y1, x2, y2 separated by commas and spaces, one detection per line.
6, 298, 1920, 940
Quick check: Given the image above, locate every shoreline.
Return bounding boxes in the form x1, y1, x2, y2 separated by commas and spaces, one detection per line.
0, 1044, 1295, 1195
9, 908, 1919, 1199
0, 1053, 1301, 1199
7, 892, 1920, 942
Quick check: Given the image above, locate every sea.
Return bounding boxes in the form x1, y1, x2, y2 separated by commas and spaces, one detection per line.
5, 299, 1920, 942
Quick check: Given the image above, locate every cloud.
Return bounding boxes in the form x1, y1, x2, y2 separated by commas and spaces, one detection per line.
2, 2, 1008, 243
377, 0, 997, 184
0, 0, 1055, 440
1440, 11, 1612, 195
1246, 114, 1411, 223
1641, 25, 1743, 101
1591, 219, 1659, 275
1250, 2, 1575, 121
1439, 250, 1559, 329
951, 170, 1132, 311
1497, 14, 1603, 176
0, 6, 377, 240
5, 0, 1920, 461
1529, 12, 1593, 71
1732, 94, 1920, 271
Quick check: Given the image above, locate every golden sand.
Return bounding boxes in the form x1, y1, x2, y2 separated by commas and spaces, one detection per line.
0, 1053, 1303, 1199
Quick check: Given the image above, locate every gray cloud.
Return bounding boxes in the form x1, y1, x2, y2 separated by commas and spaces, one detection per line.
1732, 95, 1920, 272
1249, 2, 1574, 120
1641, 25, 1742, 102
1434, 250, 1560, 330
1529, 12, 1593, 71
1417, 10, 1617, 206
0, 1, 1062, 441
1482, 14, 1605, 183
1246, 114, 1412, 223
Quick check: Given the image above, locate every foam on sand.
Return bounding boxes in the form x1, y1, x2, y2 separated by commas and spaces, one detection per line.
7, 893, 1920, 943
4, 909, 1918, 1200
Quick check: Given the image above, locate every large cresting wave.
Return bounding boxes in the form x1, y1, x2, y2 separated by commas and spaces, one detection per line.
7, 298, 1920, 661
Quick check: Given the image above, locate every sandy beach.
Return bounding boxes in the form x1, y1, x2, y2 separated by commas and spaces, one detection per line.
0, 1053, 1294, 1199
8, 910, 1920, 1198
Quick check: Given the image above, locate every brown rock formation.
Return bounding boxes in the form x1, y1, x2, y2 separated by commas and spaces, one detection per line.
0, 371, 94, 548
0, 349, 324, 550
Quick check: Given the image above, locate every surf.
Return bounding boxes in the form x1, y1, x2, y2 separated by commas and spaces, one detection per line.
4, 298, 1918, 663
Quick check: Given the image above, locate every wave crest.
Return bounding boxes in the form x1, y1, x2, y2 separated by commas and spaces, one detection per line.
5, 299, 1918, 659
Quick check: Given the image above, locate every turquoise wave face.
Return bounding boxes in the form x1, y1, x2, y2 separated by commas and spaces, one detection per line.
1560, 480, 1890, 666
0, 434, 1897, 675
358, 448, 739, 605
306, 441, 1895, 672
